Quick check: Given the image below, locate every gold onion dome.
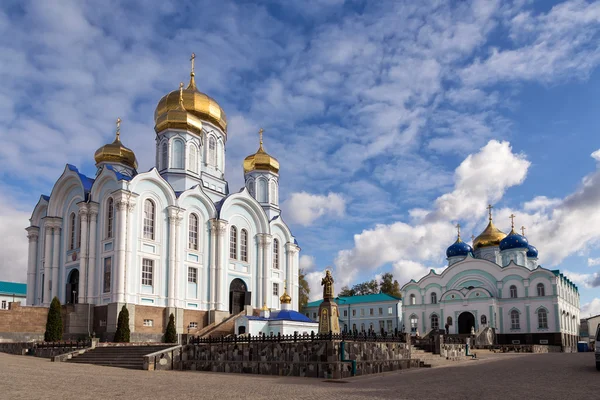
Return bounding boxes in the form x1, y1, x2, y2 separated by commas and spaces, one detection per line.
94, 118, 138, 169
473, 205, 506, 249
280, 287, 292, 304
154, 53, 227, 134
243, 128, 280, 174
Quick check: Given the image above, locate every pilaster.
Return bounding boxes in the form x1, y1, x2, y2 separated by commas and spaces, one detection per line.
77, 203, 89, 304
258, 234, 272, 308
26, 226, 40, 306
87, 203, 99, 303
50, 220, 62, 302
167, 206, 183, 308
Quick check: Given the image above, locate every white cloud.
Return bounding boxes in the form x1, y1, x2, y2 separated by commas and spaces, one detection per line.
592, 149, 600, 162
563, 271, 600, 289
582, 298, 600, 318
283, 192, 345, 226
588, 258, 600, 267
0, 194, 30, 283
299, 255, 316, 271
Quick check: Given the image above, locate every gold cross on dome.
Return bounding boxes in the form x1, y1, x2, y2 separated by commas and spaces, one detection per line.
487, 204, 494, 221
259, 128, 264, 146
509, 213, 516, 229
116, 117, 121, 140
521, 226, 526, 236
455, 223, 461, 238
179, 82, 184, 105
190, 53, 196, 75
471, 234, 475, 242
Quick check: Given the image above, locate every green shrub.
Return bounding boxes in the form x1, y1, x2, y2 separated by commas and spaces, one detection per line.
113, 305, 130, 343
44, 297, 63, 342
164, 313, 177, 343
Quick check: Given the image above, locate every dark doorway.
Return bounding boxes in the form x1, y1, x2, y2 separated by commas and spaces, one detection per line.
66, 269, 79, 304
229, 278, 250, 315
458, 312, 475, 334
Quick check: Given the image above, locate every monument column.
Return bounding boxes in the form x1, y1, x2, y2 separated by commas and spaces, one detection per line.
42, 220, 53, 305
87, 204, 99, 303
77, 204, 89, 304
51, 222, 61, 301
26, 227, 40, 305
318, 270, 340, 334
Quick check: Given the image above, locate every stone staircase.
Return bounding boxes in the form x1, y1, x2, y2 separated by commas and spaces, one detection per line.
410, 345, 468, 368
198, 311, 244, 338
67, 345, 173, 369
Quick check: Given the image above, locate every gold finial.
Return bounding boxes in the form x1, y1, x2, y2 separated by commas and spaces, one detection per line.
521, 226, 526, 236
487, 204, 494, 221
188, 53, 197, 90
259, 128, 264, 148
190, 52, 196, 77
115, 117, 121, 141
471, 234, 475, 242
455, 223, 461, 239
178, 82, 185, 107
509, 214, 516, 229
261, 302, 268, 311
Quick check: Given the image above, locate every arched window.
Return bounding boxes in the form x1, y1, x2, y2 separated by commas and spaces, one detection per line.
106, 198, 114, 239
208, 137, 216, 166
229, 226, 237, 259
247, 180, 255, 197
188, 145, 198, 173
257, 179, 267, 203
537, 308, 548, 329
409, 294, 416, 305
161, 142, 168, 170
410, 315, 418, 333
510, 285, 517, 298
240, 229, 248, 262
510, 310, 520, 329
537, 283, 545, 297
77, 214, 82, 248
69, 213, 76, 250
273, 238, 279, 269
173, 139, 184, 169
447, 316, 453, 326
269, 180, 276, 204
360, 323, 365, 332
431, 292, 437, 304
188, 214, 198, 250
143, 200, 155, 240
431, 314, 439, 331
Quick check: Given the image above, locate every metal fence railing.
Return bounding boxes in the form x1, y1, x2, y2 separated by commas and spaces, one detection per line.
189, 331, 408, 345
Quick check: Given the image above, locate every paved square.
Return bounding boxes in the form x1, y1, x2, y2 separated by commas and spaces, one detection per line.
0, 352, 598, 399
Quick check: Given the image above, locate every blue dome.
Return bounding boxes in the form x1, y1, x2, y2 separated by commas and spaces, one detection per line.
446, 238, 473, 258
526, 244, 538, 258
499, 230, 529, 251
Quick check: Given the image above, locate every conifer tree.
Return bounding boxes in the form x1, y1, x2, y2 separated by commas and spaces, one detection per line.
113, 305, 130, 342
44, 297, 63, 342
164, 313, 177, 343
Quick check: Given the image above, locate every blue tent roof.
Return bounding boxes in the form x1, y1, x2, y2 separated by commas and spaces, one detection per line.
0, 281, 26, 296
305, 292, 402, 308
247, 309, 314, 323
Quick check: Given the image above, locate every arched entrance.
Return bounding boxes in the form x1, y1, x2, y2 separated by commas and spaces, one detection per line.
66, 269, 79, 304
229, 278, 250, 315
458, 312, 475, 334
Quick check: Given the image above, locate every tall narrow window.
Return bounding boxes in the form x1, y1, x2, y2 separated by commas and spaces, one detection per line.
537, 283, 545, 297
188, 214, 198, 250
208, 137, 216, 166
431, 314, 439, 330
173, 139, 184, 169
103, 257, 112, 293
69, 213, 76, 250
410, 294, 416, 305
143, 200, 155, 240
106, 198, 114, 239
240, 229, 248, 262
273, 238, 279, 269
189, 145, 198, 173
188, 267, 197, 283
431, 292, 437, 304
77, 215, 82, 248
142, 259, 154, 286
510, 285, 517, 298
410, 316, 418, 333
229, 226, 237, 259
510, 310, 520, 329
272, 282, 279, 296
538, 309, 548, 329
161, 142, 168, 170
257, 179, 267, 203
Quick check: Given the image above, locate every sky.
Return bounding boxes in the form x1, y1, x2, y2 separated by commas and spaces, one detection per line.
1, 0, 600, 316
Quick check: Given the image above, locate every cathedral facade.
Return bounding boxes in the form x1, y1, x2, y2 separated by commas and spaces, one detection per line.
401, 209, 580, 350
25, 56, 299, 339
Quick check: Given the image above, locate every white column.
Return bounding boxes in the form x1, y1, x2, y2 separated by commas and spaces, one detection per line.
42, 221, 53, 305
215, 220, 228, 311
115, 199, 128, 303
167, 206, 182, 308
78, 206, 89, 304
256, 235, 263, 307
26, 227, 40, 305
51, 224, 61, 301
209, 219, 217, 309
87, 204, 98, 303
260, 234, 272, 308
285, 242, 300, 311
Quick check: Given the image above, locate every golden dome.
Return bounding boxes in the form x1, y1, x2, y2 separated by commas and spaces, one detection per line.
243, 129, 280, 174
94, 118, 138, 169
280, 289, 291, 305
154, 53, 227, 133
473, 205, 506, 249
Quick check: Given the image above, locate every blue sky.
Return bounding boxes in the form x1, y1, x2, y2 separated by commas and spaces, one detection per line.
1, 0, 600, 315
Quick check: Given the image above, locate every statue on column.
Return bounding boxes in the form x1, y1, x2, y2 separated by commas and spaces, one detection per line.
318, 269, 340, 335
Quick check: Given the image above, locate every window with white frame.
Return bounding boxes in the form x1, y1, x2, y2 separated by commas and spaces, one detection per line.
77, 215, 82, 248
103, 257, 112, 293
273, 238, 279, 269
188, 267, 197, 284
69, 213, 76, 250
388, 306, 393, 315
106, 198, 114, 239
143, 200, 155, 240
142, 259, 154, 286
188, 145, 198, 173
343, 310, 348, 317
431, 314, 439, 330
240, 229, 248, 262
369, 323, 374, 331
410, 316, 418, 333
369, 308, 374, 316
352, 309, 356, 317
188, 214, 199, 250
360, 309, 365, 316
173, 139, 184, 169
189, 322, 198, 329
510, 285, 517, 298
537, 308, 548, 329
229, 226, 237, 259
410, 294, 416, 305
361, 323, 365, 332
1, 300, 6, 310
273, 282, 279, 296
378, 307, 383, 315
387, 320, 393, 332
208, 137, 216, 166
161, 142, 168, 170
352, 323, 356, 332
143, 319, 153, 327
537, 283, 545, 297
379, 320, 385, 331
431, 292, 437, 304
510, 310, 520, 329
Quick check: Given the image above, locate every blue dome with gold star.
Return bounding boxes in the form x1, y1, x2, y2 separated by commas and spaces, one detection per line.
526, 244, 539, 258
499, 229, 529, 251
446, 237, 473, 258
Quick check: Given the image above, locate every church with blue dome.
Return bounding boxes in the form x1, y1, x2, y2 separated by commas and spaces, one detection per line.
402, 206, 580, 351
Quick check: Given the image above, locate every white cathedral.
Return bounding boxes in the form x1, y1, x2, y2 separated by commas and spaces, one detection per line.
25, 55, 300, 339
401, 207, 580, 351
